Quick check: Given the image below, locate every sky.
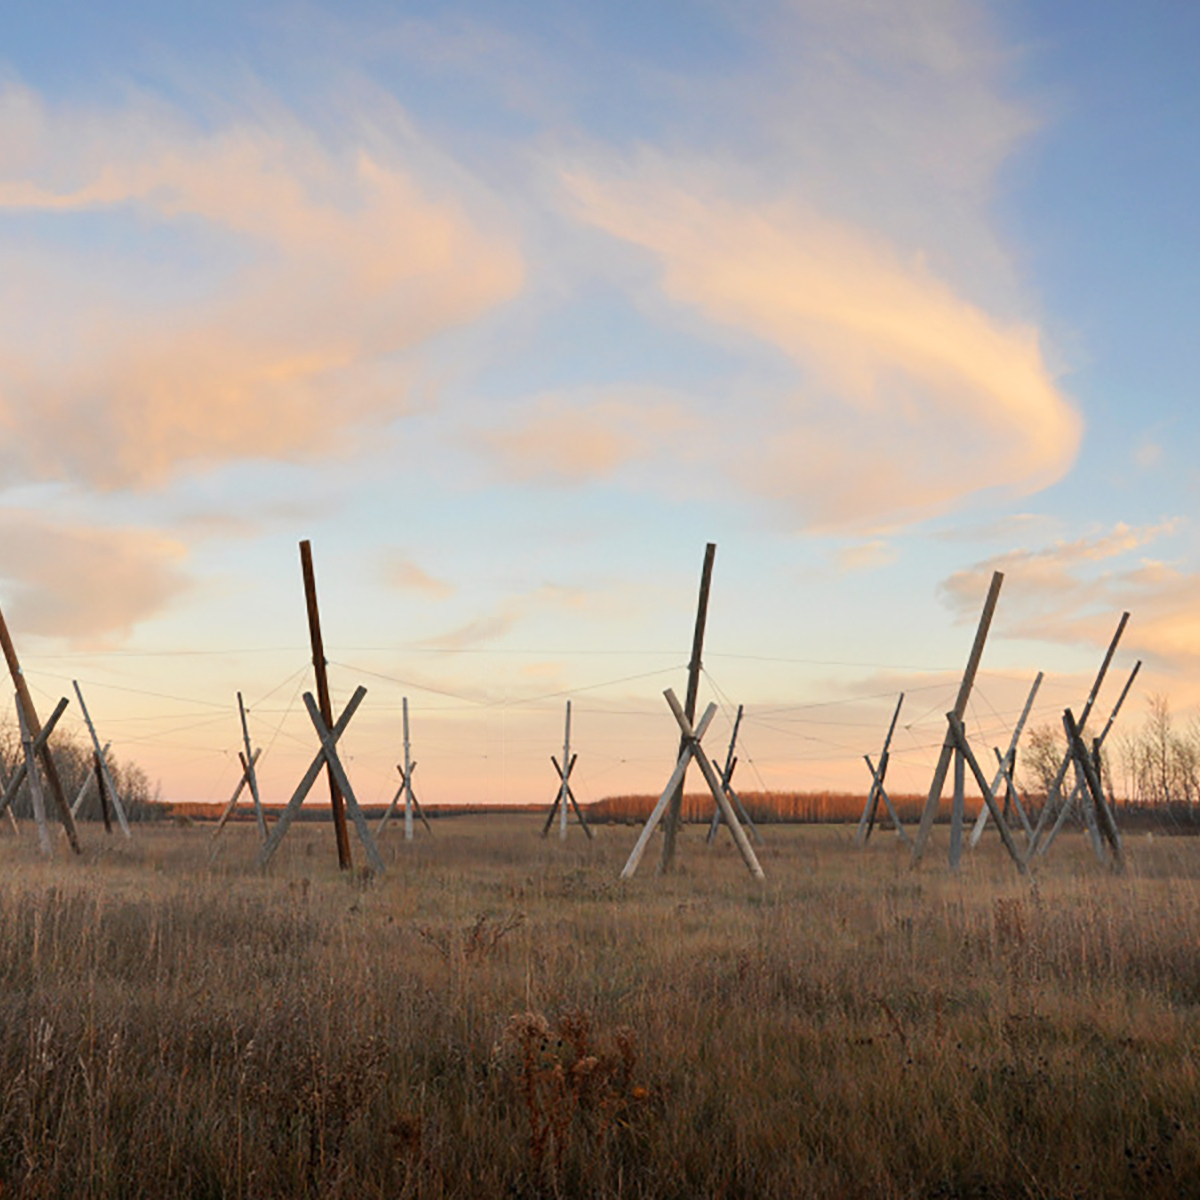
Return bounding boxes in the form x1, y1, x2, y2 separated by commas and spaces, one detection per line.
0, 0, 1198, 813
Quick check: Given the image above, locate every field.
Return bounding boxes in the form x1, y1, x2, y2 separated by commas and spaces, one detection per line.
2, 817, 1200, 1198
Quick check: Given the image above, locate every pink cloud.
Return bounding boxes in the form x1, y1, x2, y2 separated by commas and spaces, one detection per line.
0, 84, 523, 489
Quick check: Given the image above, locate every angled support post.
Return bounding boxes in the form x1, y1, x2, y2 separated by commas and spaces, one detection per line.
1028, 614, 1128, 855
559, 700, 572, 841
857, 693, 904, 845
622, 699, 718, 879
302, 692, 385, 873
1064, 708, 1124, 871
623, 689, 764, 881
17, 702, 53, 857
0, 602, 79, 853
71, 740, 109, 818
72, 681, 131, 838
212, 748, 263, 838
0, 696, 70, 827
299, 540, 352, 869
237, 692, 267, 840
708, 704, 746, 844
1038, 658, 1140, 857
865, 753, 911, 845
945, 713, 1026, 874
257, 686, 367, 869
912, 571, 1004, 864
969, 672, 1043, 848
660, 543, 716, 873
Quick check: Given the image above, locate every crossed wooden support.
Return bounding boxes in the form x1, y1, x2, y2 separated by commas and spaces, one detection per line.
621, 689, 764, 881
0, 696, 75, 855
705, 704, 763, 847
541, 752, 594, 839
73, 681, 132, 838
1032, 660, 1140, 859
256, 686, 384, 873
379, 762, 432, 835
967, 672, 1043, 849
856, 693, 907, 846
944, 712, 1027, 875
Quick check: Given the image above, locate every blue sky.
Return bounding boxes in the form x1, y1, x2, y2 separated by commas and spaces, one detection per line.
0, 1, 1195, 809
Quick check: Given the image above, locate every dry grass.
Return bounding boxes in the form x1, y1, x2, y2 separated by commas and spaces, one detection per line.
1, 817, 1199, 1197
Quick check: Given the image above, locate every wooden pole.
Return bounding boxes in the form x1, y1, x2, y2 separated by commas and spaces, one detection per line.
93, 749, 113, 834
949, 732, 966, 868
911, 570, 1003, 864
0, 697, 69, 820
622, 701, 718, 879
73, 682, 131, 838
945, 713, 1026, 874
403, 696, 414, 842
237, 692, 267, 840
857, 694, 904, 844
258, 686, 367, 868
17, 700, 52, 857
1064, 708, 1124, 870
299, 540, 352, 869
660, 543, 716, 873
1027, 614, 1128, 854
212, 748, 262, 837
0, 604, 80, 853
707, 704, 745, 844
559, 700, 572, 841
865, 754, 911, 844
969, 672, 1042, 847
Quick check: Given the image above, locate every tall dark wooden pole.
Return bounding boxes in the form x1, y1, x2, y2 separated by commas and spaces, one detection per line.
299, 540, 352, 870
0, 601, 80, 853
659, 542, 716, 873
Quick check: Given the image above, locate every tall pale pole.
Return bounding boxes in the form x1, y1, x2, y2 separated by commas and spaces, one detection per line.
559, 701, 572, 841
403, 697, 414, 841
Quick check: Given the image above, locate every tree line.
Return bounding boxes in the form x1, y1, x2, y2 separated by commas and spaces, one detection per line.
0, 717, 159, 823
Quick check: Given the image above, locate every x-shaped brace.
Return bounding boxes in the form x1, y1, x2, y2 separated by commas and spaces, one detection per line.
380, 762, 432, 835
542, 753, 594, 839
621, 689, 765, 881
256, 686, 384, 873
0, 696, 69, 820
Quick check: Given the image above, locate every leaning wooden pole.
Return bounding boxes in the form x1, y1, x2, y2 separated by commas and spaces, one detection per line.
911, 570, 1003, 864
559, 700, 572, 841
660, 542, 716, 873
0, 602, 80, 853
299, 540, 352, 870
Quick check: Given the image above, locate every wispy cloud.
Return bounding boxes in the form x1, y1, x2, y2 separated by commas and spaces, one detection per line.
939, 520, 1200, 667
565, 167, 1080, 530
0, 510, 189, 645
469, 389, 688, 485
0, 82, 523, 491
380, 553, 455, 599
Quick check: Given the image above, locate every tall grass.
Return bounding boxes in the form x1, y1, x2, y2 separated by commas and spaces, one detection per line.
0, 819, 1198, 1197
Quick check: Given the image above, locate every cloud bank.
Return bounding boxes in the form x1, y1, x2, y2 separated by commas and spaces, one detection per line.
0, 83, 523, 490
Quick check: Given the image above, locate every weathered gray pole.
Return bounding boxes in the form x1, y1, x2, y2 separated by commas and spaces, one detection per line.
856, 693, 904, 845
299, 540, 352, 869
912, 570, 1004, 864
72, 682, 132, 837
237, 692, 267, 840
17, 701, 52, 857
1027, 613, 1129, 855
707, 703, 744, 844
949, 729, 966, 868
559, 700, 572, 841
969, 672, 1042, 847
403, 697, 414, 842
660, 543, 716, 873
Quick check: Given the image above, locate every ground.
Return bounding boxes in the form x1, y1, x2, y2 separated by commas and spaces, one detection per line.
0, 816, 1198, 1198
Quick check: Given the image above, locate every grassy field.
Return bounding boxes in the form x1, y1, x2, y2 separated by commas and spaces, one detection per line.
1, 816, 1199, 1198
